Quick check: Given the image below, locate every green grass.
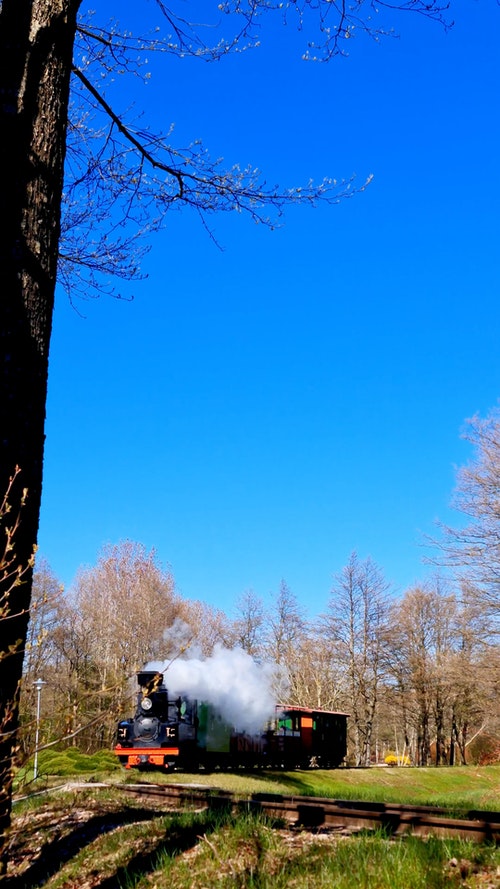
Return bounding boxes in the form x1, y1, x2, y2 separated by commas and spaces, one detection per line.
268, 835, 499, 889
15, 746, 122, 790
97, 812, 500, 889
263, 766, 500, 811
35, 746, 121, 774
9, 783, 500, 888
130, 764, 500, 813
14, 755, 500, 813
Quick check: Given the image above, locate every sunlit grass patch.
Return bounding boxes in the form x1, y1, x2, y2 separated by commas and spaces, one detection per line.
117, 763, 500, 814
277, 835, 500, 889
44, 814, 171, 889
126, 819, 500, 889
131, 811, 293, 889
14, 747, 121, 793
257, 765, 500, 812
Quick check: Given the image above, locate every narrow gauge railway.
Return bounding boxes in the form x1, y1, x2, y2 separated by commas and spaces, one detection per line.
118, 782, 500, 842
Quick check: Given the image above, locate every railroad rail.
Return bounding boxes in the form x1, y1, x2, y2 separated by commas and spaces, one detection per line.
117, 782, 500, 842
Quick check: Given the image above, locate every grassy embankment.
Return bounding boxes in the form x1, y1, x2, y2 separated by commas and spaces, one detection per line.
149, 763, 500, 813
10, 757, 500, 888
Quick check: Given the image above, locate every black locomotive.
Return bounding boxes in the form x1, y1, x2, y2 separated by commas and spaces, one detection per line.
114, 670, 348, 770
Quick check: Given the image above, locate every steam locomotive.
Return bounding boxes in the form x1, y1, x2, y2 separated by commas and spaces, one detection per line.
114, 670, 348, 771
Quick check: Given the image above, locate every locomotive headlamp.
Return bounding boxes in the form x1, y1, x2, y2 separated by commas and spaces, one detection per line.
141, 697, 153, 711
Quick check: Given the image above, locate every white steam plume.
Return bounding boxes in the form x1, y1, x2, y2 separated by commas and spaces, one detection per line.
144, 644, 277, 734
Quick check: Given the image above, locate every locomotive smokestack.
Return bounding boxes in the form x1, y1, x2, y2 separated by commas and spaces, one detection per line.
137, 671, 164, 691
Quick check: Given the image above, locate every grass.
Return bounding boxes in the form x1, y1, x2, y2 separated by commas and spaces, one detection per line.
13, 809, 500, 889
8, 779, 500, 889
264, 765, 500, 811
14, 753, 500, 814
128, 764, 500, 813
13, 747, 121, 797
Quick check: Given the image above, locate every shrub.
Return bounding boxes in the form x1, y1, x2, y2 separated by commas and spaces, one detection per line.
33, 748, 121, 776
384, 752, 410, 767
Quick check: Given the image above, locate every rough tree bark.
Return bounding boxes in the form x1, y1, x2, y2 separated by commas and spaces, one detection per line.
0, 0, 81, 873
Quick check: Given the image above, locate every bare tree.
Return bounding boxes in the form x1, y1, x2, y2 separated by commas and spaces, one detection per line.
434, 408, 500, 619
231, 588, 266, 657
178, 598, 234, 657
443, 597, 496, 765
386, 580, 492, 766
51, 541, 182, 748
18, 559, 63, 757
265, 580, 306, 661
389, 586, 443, 766
323, 552, 390, 766
261, 580, 308, 700
285, 634, 346, 711
0, 0, 452, 871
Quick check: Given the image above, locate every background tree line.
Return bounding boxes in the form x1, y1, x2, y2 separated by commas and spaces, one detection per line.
19, 546, 498, 767
17, 482, 500, 765
19, 397, 500, 771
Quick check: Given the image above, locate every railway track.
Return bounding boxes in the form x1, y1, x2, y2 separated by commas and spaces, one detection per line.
118, 782, 500, 842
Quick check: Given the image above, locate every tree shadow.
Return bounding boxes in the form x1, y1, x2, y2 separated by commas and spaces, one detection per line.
6, 806, 165, 888
247, 771, 320, 796
7, 797, 235, 888
96, 802, 235, 889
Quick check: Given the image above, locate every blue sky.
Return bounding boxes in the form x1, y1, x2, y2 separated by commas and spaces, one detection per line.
38, 0, 500, 617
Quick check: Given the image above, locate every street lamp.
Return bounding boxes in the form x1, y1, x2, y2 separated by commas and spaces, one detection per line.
33, 678, 46, 781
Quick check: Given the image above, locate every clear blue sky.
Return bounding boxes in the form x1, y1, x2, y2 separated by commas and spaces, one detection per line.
37, 0, 500, 617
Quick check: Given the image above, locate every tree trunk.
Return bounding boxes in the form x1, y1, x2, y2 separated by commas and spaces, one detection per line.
0, 0, 80, 874
434, 698, 446, 766
449, 715, 456, 766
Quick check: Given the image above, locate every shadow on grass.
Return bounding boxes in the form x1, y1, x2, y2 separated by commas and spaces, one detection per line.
5, 806, 168, 888
7, 797, 236, 889
244, 770, 323, 796
97, 802, 236, 889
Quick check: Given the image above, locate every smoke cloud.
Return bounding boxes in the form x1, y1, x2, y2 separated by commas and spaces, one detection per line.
144, 643, 277, 734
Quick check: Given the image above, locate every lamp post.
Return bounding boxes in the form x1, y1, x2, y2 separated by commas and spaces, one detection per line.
33, 678, 46, 781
